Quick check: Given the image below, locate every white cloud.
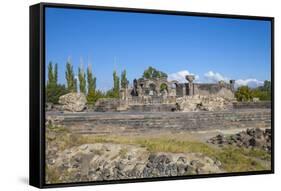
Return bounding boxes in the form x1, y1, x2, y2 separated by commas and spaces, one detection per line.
168, 70, 199, 83
167, 70, 264, 89
204, 70, 264, 88
235, 79, 264, 88
204, 71, 228, 83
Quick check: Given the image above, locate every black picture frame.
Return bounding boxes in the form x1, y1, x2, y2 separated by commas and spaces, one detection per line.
29, 2, 275, 188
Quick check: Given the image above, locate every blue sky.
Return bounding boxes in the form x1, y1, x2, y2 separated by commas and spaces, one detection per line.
45, 7, 271, 90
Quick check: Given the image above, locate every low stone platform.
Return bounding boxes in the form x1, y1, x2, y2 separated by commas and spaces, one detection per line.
47, 109, 271, 134
233, 101, 271, 109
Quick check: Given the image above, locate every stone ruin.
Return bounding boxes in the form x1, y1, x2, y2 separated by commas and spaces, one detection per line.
96, 74, 236, 112
47, 74, 270, 113
121, 75, 235, 101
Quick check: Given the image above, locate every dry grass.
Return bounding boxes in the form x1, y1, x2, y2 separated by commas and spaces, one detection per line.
45, 166, 61, 184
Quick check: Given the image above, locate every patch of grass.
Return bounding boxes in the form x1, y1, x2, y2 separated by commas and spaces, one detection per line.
46, 166, 60, 184
72, 135, 216, 155
47, 124, 69, 133
240, 148, 271, 161
135, 138, 216, 155
215, 147, 268, 172
119, 148, 128, 159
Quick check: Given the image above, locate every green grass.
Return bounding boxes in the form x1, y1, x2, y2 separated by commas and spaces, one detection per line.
135, 138, 215, 155
47, 124, 69, 133
216, 147, 269, 172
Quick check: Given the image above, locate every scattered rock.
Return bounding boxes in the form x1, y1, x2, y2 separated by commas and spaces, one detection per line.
176, 95, 233, 112
207, 128, 271, 152
46, 102, 53, 111
46, 143, 223, 184
47, 132, 56, 140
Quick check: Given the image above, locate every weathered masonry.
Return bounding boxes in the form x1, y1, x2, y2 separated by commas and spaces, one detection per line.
120, 75, 235, 101
47, 109, 271, 134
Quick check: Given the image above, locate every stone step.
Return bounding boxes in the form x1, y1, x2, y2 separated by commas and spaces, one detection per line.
48, 109, 272, 134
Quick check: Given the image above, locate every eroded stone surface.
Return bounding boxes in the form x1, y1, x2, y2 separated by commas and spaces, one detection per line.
176, 95, 233, 112
58, 93, 87, 112
46, 143, 223, 183
207, 128, 271, 153
46, 109, 271, 134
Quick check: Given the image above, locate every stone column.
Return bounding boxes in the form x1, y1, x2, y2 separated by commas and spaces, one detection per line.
185, 75, 195, 96
120, 88, 125, 100
182, 86, 186, 96
229, 80, 235, 92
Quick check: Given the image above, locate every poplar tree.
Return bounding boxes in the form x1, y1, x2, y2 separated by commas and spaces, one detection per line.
54, 63, 58, 85
65, 61, 76, 92
113, 70, 120, 97
46, 62, 67, 103
47, 62, 54, 86
87, 65, 96, 94
47, 62, 58, 86
86, 64, 97, 104
78, 65, 86, 94
74, 78, 78, 93
121, 70, 128, 89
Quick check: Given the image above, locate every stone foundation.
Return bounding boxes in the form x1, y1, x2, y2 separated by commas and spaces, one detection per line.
233, 101, 271, 109
47, 109, 271, 134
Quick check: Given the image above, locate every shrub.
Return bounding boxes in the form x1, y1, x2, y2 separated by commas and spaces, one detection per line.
46, 84, 68, 104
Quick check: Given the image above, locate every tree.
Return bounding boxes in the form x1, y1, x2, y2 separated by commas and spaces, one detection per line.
65, 61, 76, 92
78, 65, 86, 94
113, 70, 120, 97
252, 80, 271, 101
251, 89, 270, 101
121, 70, 128, 89
160, 83, 168, 92
46, 84, 68, 104
235, 81, 271, 102
143, 66, 167, 79
260, 80, 271, 92
87, 65, 96, 94
86, 65, 97, 104
46, 62, 67, 103
47, 62, 57, 86
235, 86, 253, 101
54, 63, 58, 85
105, 89, 115, 98
74, 78, 78, 93
87, 90, 105, 104
47, 62, 54, 85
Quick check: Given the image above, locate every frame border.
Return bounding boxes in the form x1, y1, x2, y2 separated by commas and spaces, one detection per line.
29, 2, 274, 188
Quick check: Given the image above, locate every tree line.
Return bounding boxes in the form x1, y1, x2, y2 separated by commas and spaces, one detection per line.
46, 61, 128, 104
235, 80, 271, 101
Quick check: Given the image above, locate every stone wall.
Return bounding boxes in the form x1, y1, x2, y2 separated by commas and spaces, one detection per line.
93, 97, 176, 112
233, 101, 271, 109
92, 97, 271, 112
128, 104, 176, 112
93, 98, 121, 112
47, 109, 271, 134
193, 84, 234, 99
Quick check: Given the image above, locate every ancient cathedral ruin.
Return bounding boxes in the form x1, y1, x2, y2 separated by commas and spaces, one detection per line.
121, 75, 235, 100
95, 74, 236, 112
